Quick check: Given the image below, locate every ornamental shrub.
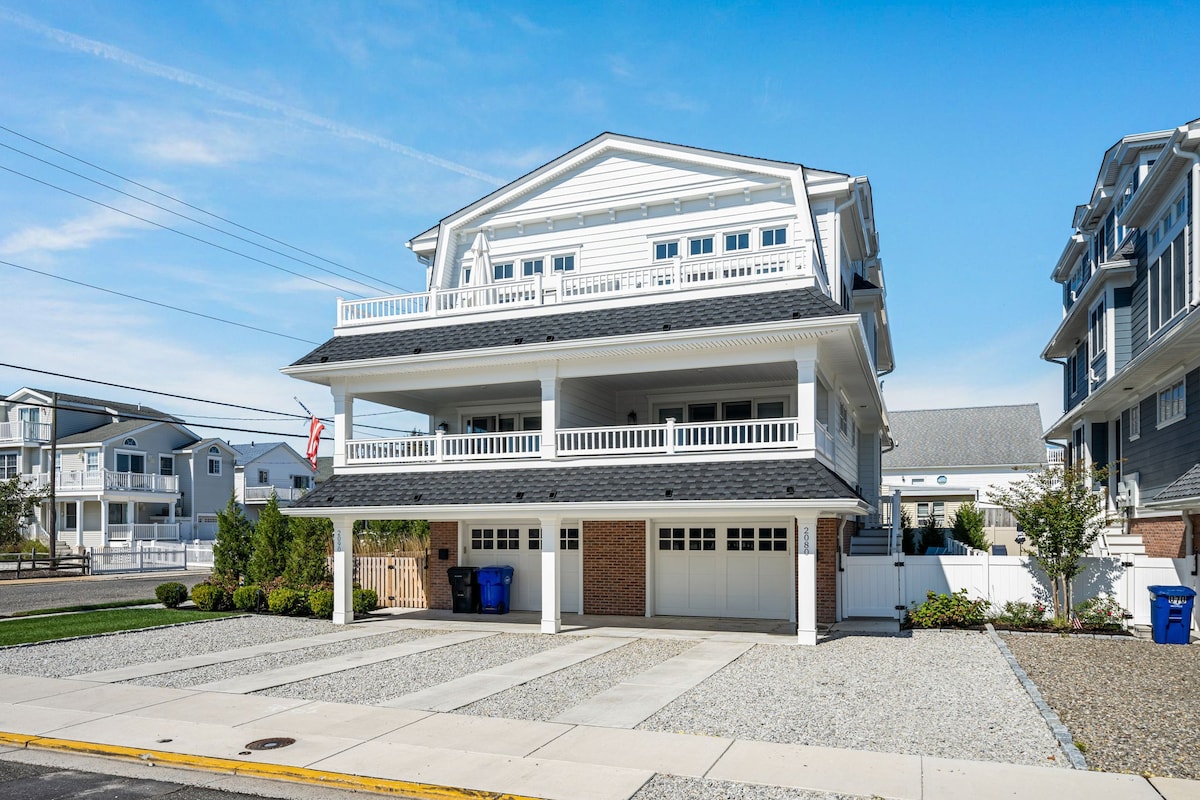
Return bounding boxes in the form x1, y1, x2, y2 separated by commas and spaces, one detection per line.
308, 589, 335, 619
993, 600, 1048, 628
155, 582, 188, 608
267, 587, 309, 616
191, 582, 232, 612
1074, 595, 1127, 627
907, 589, 990, 628
352, 588, 378, 615
232, 584, 266, 612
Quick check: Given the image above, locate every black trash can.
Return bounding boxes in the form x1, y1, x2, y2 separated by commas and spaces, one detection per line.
447, 566, 480, 613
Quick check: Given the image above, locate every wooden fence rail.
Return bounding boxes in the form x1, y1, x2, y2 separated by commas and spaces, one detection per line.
345, 555, 428, 608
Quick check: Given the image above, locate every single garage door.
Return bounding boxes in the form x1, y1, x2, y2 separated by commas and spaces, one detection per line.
655, 524, 792, 619
465, 525, 581, 613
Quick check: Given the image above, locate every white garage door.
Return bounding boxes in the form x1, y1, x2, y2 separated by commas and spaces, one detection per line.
655, 524, 792, 619
465, 526, 581, 613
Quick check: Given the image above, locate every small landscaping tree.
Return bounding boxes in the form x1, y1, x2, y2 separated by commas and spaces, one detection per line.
950, 501, 989, 552
987, 465, 1110, 620
212, 492, 253, 583
0, 475, 49, 551
247, 493, 291, 584
918, 515, 942, 554
285, 516, 332, 587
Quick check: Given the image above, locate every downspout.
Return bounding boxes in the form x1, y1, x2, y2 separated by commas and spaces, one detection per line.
1171, 143, 1200, 310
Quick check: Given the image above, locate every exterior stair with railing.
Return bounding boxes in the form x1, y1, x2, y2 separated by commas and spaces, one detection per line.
1093, 526, 1146, 557
849, 526, 892, 555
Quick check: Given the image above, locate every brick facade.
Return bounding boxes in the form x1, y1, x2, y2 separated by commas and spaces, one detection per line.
582, 520, 646, 616
427, 521, 459, 610
1131, 516, 1186, 558
816, 518, 839, 625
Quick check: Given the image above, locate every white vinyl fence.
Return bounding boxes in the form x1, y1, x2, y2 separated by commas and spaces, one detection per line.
89, 542, 214, 574
842, 552, 1199, 630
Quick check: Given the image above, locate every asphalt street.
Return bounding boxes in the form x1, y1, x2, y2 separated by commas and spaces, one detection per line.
0, 572, 209, 616
0, 759, 274, 800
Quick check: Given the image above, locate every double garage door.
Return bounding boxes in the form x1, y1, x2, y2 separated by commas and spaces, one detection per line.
463, 526, 581, 613
654, 524, 793, 620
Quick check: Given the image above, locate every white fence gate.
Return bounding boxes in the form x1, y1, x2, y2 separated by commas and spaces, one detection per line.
89, 542, 214, 574
842, 553, 1199, 630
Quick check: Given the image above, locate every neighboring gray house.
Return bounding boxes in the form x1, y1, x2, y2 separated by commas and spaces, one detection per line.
0, 388, 235, 548
881, 404, 1048, 551
232, 442, 313, 522
1042, 118, 1200, 559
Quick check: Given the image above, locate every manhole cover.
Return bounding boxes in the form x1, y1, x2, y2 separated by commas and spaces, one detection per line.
243, 737, 296, 751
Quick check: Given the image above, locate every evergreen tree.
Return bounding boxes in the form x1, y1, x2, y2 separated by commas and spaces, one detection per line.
212, 492, 252, 582
0, 475, 48, 550
285, 516, 333, 587
950, 501, 989, 552
247, 493, 291, 584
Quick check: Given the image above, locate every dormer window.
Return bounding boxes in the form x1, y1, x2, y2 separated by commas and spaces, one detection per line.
208, 445, 220, 454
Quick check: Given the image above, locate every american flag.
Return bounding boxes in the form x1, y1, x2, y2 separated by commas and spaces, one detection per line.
306, 415, 325, 470
1071, 615, 1083, 630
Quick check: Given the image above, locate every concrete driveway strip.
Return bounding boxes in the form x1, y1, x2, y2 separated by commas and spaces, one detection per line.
552, 640, 751, 728
190, 630, 498, 694
382, 635, 635, 711
706, 739, 923, 799
531, 725, 733, 778
921, 756, 1164, 800
72, 626, 394, 682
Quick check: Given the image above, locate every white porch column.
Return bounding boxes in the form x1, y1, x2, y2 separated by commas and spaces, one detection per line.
540, 515, 562, 633
74, 500, 83, 549
332, 383, 354, 469
795, 514, 819, 646
795, 346, 817, 451
331, 516, 355, 625
539, 366, 559, 460
100, 499, 109, 545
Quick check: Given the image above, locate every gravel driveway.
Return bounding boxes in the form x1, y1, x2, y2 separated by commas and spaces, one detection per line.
1002, 633, 1200, 779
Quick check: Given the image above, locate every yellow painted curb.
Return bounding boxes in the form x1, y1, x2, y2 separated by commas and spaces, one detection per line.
0, 731, 543, 800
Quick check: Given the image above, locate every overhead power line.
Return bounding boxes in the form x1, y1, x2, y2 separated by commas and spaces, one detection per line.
1, 257, 321, 345
0, 123, 411, 295
0, 162, 366, 297
0, 139, 398, 295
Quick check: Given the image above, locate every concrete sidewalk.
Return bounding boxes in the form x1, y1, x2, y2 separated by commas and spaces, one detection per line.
1, 672, 1197, 800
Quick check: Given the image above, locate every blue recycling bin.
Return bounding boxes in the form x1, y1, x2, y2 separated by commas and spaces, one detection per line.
1147, 585, 1196, 645
477, 565, 515, 614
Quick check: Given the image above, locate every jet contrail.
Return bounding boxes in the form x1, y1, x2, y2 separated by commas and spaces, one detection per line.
0, 8, 505, 185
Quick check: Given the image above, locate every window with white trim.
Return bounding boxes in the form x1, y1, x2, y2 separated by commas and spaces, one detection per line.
688, 236, 713, 256
292, 474, 310, 490
552, 254, 575, 272
658, 527, 685, 551
208, 456, 221, 476
1088, 299, 1105, 358
1158, 378, 1186, 427
521, 258, 543, 276
761, 227, 787, 247
116, 451, 145, 473
0, 453, 16, 478
560, 527, 580, 550
1149, 230, 1187, 335
64, 502, 77, 530
492, 262, 514, 281
724, 232, 750, 252
85, 451, 99, 474
653, 241, 678, 260
528, 528, 541, 550
257, 469, 269, 484
160, 456, 174, 476
1128, 403, 1141, 439
468, 527, 522, 551
838, 400, 850, 438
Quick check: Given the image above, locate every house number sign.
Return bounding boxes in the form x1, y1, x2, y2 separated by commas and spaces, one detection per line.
800, 525, 811, 554
334, 531, 343, 551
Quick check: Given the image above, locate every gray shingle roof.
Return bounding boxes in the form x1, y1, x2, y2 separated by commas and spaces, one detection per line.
882, 404, 1046, 470
232, 442, 285, 465
15, 389, 179, 422
291, 459, 860, 510
292, 287, 846, 367
1151, 464, 1200, 504
57, 420, 164, 446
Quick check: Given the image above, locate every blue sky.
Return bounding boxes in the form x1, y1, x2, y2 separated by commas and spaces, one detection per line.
1, 1, 1197, 450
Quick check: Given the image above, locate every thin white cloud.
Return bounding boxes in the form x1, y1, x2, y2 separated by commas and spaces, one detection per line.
0, 206, 151, 256
0, 8, 503, 185
138, 137, 236, 166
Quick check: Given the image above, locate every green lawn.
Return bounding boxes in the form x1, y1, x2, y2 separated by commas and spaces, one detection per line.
0, 608, 237, 647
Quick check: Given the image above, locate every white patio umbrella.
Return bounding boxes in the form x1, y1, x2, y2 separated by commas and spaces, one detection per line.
464, 231, 492, 286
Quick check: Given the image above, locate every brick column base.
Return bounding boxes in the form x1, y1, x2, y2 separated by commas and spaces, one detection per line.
427, 522, 458, 610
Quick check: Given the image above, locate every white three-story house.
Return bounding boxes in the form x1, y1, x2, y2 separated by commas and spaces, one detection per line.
284, 134, 893, 643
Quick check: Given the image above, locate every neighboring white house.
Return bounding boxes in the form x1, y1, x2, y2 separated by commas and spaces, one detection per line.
0, 388, 235, 548
232, 442, 314, 522
880, 404, 1048, 552
282, 133, 894, 643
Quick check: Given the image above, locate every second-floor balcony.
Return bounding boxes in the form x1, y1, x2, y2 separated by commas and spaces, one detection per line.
24, 470, 179, 494
337, 244, 819, 329
243, 485, 309, 503
0, 420, 51, 445
345, 417, 836, 467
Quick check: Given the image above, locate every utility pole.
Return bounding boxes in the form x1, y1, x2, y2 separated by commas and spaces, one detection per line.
48, 392, 58, 562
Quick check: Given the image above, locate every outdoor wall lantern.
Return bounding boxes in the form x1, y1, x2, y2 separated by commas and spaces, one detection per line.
627, 410, 637, 425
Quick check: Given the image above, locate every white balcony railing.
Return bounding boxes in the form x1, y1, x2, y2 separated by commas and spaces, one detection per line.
336, 244, 815, 328
0, 420, 51, 444
346, 418, 809, 465
23, 470, 179, 493
244, 485, 309, 502
108, 523, 181, 542
814, 420, 834, 463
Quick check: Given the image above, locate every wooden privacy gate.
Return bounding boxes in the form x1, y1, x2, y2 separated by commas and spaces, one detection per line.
353, 555, 428, 608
